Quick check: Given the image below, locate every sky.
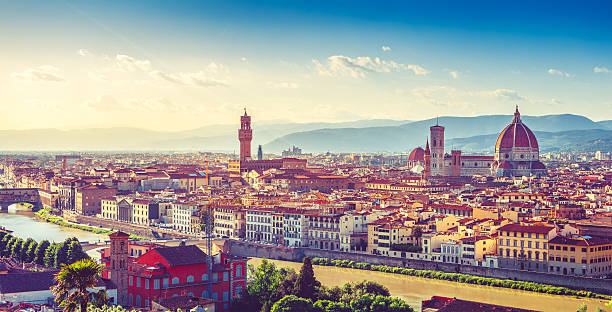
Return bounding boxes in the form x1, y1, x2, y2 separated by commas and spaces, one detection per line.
1, 0, 611, 131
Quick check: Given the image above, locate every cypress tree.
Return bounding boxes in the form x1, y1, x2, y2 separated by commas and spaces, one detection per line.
0, 234, 12, 255
10, 239, 24, 260
4, 237, 16, 257
34, 240, 50, 265
294, 257, 319, 300
25, 239, 38, 263
44, 244, 57, 267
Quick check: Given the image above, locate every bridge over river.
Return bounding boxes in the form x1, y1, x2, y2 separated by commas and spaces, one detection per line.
0, 188, 42, 212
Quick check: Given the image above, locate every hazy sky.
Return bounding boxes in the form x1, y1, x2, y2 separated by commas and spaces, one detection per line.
1, 0, 611, 131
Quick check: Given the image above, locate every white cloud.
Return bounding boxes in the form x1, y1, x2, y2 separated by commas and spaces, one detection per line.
313, 55, 429, 78
116, 54, 152, 72
78, 49, 91, 57
381, 46, 391, 52
11, 65, 65, 82
267, 82, 299, 89
150, 70, 227, 87
87, 95, 121, 111
449, 71, 459, 79
493, 89, 526, 101
547, 68, 572, 77
594, 66, 611, 74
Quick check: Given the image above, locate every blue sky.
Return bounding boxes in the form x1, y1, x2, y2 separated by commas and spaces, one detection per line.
1, 0, 611, 130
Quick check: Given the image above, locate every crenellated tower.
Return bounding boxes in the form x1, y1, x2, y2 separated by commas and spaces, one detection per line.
238, 108, 252, 162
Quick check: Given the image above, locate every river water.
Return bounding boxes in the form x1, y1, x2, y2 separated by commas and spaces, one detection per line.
0, 204, 106, 243
250, 258, 610, 312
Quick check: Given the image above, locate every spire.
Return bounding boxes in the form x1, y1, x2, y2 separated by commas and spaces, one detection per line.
244, 107, 248, 116
513, 104, 521, 123
425, 138, 430, 151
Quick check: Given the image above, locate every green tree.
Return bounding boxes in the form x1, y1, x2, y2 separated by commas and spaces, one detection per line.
4, 237, 17, 257
10, 238, 24, 259
51, 258, 108, 312
21, 238, 35, 262
270, 295, 313, 312
0, 234, 12, 254
34, 240, 50, 265
274, 268, 298, 299
55, 242, 70, 268
576, 303, 587, 312
295, 257, 319, 300
67, 240, 88, 264
44, 244, 58, 267
25, 239, 38, 263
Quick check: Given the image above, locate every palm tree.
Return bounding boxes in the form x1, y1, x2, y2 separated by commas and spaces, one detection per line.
51, 258, 108, 312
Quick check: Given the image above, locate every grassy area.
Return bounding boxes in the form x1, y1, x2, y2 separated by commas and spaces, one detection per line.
35, 208, 147, 240
311, 257, 612, 301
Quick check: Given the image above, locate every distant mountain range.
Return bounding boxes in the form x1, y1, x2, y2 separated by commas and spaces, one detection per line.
264, 114, 612, 153
0, 115, 610, 153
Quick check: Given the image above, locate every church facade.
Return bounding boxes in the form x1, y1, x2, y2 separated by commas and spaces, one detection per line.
408, 107, 546, 178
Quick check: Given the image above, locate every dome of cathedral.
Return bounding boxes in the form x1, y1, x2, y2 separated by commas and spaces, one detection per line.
495, 107, 539, 153
408, 147, 425, 161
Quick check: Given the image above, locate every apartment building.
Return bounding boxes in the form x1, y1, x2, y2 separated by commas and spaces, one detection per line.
548, 235, 612, 277
497, 223, 556, 272
172, 202, 200, 233
213, 206, 246, 239
307, 213, 341, 250
245, 207, 274, 244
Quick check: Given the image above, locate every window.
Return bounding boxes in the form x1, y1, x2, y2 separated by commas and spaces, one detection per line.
129, 276, 133, 286
145, 300, 149, 307
188, 292, 194, 296
172, 277, 179, 285
223, 291, 229, 301
145, 279, 149, 289
236, 284, 243, 297
213, 273, 218, 282
129, 294, 133, 306
136, 295, 141, 308
212, 293, 218, 301
136, 277, 141, 288
223, 272, 229, 281
187, 275, 194, 283
202, 290, 209, 298
236, 264, 243, 277
154, 279, 160, 289
163, 278, 169, 288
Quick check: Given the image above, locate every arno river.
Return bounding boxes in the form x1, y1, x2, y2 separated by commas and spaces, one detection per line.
250, 259, 610, 312
0, 206, 608, 311
0, 204, 106, 243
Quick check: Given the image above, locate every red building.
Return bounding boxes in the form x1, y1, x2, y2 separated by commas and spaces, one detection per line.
105, 233, 247, 312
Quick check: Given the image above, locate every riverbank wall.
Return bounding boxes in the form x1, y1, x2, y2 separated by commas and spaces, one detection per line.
71, 215, 199, 240
227, 240, 612, 296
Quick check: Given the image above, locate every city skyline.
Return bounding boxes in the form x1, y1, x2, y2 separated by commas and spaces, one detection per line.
1, 0, 611, 131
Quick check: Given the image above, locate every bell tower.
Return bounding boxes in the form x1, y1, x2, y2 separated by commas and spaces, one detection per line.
109, 231, 129, 306
238, 108, 252, 162
430, 119, 445, 176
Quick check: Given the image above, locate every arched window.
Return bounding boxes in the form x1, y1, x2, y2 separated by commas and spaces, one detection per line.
136, 295, 141, 308
172, 277, 179, 285
128, 294, 133, 306
188, 292, 194, 297
187, 275, 194, 283
172, 294, 178, 297
202, 290, 209, 298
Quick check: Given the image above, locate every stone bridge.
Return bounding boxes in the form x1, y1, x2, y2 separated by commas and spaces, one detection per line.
0, 188, 42, 212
